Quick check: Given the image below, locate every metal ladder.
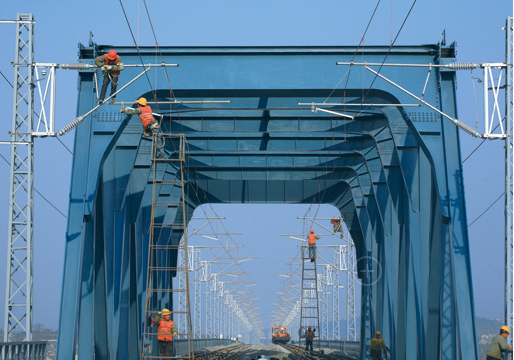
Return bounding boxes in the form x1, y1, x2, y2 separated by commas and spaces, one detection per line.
142, 134, 194, 360
299, 245, 320, 351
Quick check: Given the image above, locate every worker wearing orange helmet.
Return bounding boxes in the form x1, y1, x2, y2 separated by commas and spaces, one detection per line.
307, 229, 320, 262
304, 325, 316, 352
369, 331, 388, 360
95, 50, 124, 104
486, 325, 512, 360
148, 308, 178, 359
121, 97, 165, 159
330, 217, 342, 234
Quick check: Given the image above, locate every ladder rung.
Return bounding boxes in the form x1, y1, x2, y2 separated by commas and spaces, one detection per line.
148, 266, 185, 271
152, 202, 183, 206
143, 355, 188, 359
150, 245, 182, 249
152, 224, 185, 228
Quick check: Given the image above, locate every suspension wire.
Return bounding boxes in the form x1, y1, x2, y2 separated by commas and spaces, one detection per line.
142, 0, 177, 102
306, 0, 417, 224
118, 0, 161, 111
468, 192, 505, 228
308, 0, 384, 220
1, 69, 73, 154
359, 0, 417, 106
324, 0, 382, 103
462, 122, 502, 164
471, 69, 479, 129
0, 152, 67, 218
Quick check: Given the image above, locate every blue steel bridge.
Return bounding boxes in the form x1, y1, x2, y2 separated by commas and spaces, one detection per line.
56, 43, 477, 360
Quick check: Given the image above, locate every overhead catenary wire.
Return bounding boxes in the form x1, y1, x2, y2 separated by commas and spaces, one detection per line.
306, 0, 418, 222
468, 192, 505, 228
0, 152, 67, 218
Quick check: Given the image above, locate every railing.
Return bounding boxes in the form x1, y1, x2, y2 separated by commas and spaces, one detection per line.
0, 341, 47, 360
174, 338, 236, 355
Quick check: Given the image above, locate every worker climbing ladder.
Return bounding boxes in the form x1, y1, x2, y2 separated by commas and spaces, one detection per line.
142, 134, 195, 360
299, 243, 321, 351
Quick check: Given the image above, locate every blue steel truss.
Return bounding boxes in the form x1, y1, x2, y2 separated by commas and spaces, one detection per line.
56, 44, 478, 360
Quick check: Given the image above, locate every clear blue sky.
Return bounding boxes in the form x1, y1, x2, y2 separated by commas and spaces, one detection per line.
0, 0, 511, 332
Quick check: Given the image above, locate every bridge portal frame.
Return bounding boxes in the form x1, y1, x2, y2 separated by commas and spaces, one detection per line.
56, 44, 478, 360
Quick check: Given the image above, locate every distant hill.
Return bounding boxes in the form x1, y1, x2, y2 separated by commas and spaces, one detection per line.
476, 316, 504, 359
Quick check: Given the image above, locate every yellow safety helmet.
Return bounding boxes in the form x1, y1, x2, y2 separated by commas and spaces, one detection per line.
376, 331, 381, 335
308, 326, 312, 329
136, 97, 147, 106
501, 325, 510, 334
162, 308, 171, 316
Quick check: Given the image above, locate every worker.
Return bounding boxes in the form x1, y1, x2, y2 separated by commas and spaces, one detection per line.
121, 97, 165, 159
486, 325, 513, 360
307, 229, 320, 262
149, 308, 178, 359
370, 331, 388, 360
330, 217, 342, 234
95, 50, 124, 104
305, 326, 315, 352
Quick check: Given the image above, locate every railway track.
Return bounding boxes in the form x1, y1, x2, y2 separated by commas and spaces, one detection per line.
281, 344, 357, 360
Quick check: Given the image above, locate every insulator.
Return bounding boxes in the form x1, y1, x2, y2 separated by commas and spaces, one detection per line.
59, 63, 94, 70
445, 62, 480, 70
57, 115, 85, 136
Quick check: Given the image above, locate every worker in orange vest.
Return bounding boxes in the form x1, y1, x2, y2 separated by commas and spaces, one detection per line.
330, 217, 342, 234
307, 229, 320, 262
121, 97, 165, 159
95, 50, 124, 104
149, 308, 178, 359
305, 325, 316, 352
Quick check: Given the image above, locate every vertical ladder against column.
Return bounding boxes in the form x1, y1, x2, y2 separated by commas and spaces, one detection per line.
299, 245, 320, 350
142, 134, 194, 360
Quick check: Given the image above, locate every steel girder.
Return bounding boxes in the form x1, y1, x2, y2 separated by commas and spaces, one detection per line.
56, 45, 477, 360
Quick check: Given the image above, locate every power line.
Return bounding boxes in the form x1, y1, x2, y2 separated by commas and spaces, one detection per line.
468, 192, 504, 228
0, 152, 67, 218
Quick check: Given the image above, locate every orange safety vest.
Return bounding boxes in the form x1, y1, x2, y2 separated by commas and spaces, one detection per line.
157, 319, 175, 341
308, 234, 317, 245
306, 330, 314, 341
137, 106, 155, 129
279, 332, 287, 337
104, 55, 121, 76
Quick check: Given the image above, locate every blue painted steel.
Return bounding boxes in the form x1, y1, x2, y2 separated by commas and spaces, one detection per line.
56, 44, 478, 360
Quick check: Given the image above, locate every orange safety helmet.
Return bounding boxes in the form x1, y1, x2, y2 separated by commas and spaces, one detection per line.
107, 50, 117, 60
310, 229, 314, 233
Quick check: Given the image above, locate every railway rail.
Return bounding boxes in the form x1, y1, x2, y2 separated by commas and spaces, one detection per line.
281, 344, 357, 360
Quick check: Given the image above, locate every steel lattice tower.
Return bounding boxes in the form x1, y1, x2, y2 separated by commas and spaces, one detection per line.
505, 16, 513, 352
332, 249, 340, 340
193, 249, 202, 338
320, 266, 329, 339
346, 243, 356, 341
4, 13, 35, 342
